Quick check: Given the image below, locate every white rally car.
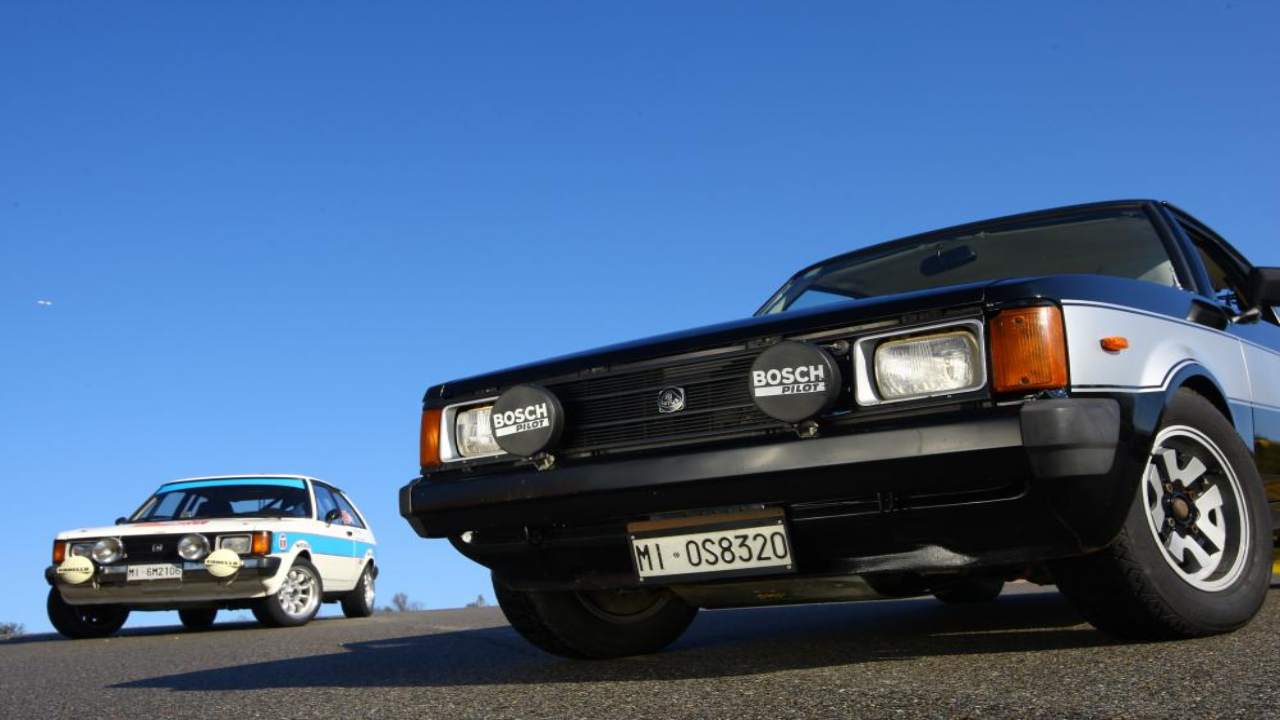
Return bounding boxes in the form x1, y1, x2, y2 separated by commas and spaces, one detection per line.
46, 475, 377, 639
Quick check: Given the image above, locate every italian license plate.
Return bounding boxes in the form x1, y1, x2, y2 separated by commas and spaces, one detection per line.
127, 563, 183, 582
628, 510, 794, 582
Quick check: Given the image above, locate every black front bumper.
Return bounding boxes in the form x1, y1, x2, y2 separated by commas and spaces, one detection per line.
401, 399, 1137, 588
45, 556, 282, 587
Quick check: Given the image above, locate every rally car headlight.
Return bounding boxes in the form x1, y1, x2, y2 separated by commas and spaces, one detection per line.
70, 542, 96, 559
455, 405, 501, 457
218, 535, 252, 555
873, 330, 981, 400
177, 534, 210, 561
91, 538, 123, 564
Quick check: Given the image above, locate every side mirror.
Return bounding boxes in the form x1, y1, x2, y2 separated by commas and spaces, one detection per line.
1247, 266, 1280, 307
324, 508, 343, 524
115, 517, 128, 525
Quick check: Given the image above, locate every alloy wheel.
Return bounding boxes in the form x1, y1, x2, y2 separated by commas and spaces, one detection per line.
1142, 425, 1251, 592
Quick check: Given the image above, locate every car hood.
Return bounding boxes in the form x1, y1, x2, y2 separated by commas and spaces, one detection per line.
56, 517, 314, 541
434, 279, 995, 400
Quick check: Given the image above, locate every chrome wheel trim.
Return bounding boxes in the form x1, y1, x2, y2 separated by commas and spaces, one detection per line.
1142, 425, 1250, 592
363, 570, 375, 609
277, 566, 319, 618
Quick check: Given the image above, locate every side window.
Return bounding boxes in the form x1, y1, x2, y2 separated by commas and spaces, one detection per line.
333, 492, 366, 529
1182, 223, 1250, 313
313, 485, 341, 522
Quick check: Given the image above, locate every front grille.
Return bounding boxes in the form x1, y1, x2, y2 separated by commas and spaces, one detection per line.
547, 349, 785, 453
121, 535, 182, 562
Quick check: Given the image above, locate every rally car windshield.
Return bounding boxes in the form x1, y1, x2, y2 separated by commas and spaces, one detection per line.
758, 208, 1179, 315
131, 481, 312, 521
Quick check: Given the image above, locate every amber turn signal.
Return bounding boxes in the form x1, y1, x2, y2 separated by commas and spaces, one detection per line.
251, 531, 271, 556
52, 540, 66, 565
420, 408, 443, 469
990, 305, 1069, 393
1100, 336, 1129, 353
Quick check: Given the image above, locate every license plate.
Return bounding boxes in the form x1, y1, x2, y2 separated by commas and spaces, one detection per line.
629, 511, 793, 582
126, 563, 183, 582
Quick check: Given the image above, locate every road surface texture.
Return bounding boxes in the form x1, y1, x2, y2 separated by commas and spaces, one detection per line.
2, 585, 1277, 719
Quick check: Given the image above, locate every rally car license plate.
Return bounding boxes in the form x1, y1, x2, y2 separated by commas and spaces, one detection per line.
629, 514, 793, 581
127, 563, 183, 582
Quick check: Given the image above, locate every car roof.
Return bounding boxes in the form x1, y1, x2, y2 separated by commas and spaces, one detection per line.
159, 474, 353, 495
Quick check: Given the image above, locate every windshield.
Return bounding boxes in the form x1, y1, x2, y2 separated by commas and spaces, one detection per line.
132, 478, 312, 521
759, 208, 1178, 315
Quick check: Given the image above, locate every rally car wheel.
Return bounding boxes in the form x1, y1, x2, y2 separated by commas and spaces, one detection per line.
1052, 389, 1273, 639
493, 575, 699, 659
341, 566, 376, 618
253, 559, 323, 628
178, 608, 217, 630
46, 589, 129, 640
932, 576, 1004, 604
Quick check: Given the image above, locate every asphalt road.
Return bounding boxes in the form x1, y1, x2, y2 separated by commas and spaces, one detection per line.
2, 585, 1278, 720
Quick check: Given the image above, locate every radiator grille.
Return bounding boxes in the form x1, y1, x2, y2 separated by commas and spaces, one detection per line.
547, 349, 785, 452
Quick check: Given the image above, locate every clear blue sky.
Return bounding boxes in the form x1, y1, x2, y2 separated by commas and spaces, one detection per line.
2, 2, 1277, 632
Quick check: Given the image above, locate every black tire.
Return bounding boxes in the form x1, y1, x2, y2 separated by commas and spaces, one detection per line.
933, 576, 1004, 604
178, 608, 217, 630
1051, 389, 1273, 639
493, 574, 698, 659
253, 559, 323, 628
46, 589, 129, 640
341, 565, 376, 619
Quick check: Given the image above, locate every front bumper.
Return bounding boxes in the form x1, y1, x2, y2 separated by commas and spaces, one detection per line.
46, 556, 282, 607
401, 399, 1136, 588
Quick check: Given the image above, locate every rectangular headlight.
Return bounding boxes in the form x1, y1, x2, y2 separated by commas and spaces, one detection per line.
874, 330, 981, 400
218, 535, 253, 554
69, 542, 95, 559
455, 405, 501, 457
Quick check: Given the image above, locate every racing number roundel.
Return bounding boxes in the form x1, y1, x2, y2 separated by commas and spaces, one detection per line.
749, 341, 843, 423
489, 384, 565, 457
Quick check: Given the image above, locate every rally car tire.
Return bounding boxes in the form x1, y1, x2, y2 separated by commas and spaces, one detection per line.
493, 574, 698, 659
253, 559, 323, 628
932, 576, 1004, 604
47, 589, 129, 640
1051, 389, 1273, 639
178, 608, 217, 630
341, 566, 376, 618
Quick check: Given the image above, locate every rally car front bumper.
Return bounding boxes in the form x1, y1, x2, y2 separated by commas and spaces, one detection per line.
46, 556, 283, 606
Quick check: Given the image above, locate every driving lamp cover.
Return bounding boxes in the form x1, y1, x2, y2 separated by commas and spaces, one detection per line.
57, 555, 95, 585
489, 384, 565, 457
750, 341, 843, 422
204, 548, 243, 578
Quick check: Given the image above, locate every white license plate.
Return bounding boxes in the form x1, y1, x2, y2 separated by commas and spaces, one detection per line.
126, 563, 183, 582
630, 521, 793, 581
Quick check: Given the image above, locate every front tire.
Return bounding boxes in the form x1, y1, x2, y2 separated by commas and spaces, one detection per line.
253, 559, 323, 628
1052, 389, 1273, 639
178, 608, 217, 630
47, 589, 129, 639
493, 574, 698, 659
341, 566, 376, 618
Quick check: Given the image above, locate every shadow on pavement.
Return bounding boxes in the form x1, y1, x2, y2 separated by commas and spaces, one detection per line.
117, 590, 1115, 690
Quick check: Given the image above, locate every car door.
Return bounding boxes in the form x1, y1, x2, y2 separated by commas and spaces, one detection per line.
1174, 212, 1280, 526
307, 482, 357, 589
332, 489, 376, 576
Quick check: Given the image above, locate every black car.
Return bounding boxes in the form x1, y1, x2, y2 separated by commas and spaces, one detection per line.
401, 200, 1280, 658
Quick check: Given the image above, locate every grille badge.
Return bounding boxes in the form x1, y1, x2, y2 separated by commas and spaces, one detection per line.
152, 543, 164, 553
656, 387, 686, 414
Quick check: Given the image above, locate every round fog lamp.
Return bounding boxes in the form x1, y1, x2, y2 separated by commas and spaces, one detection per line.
177, 534, 210, 561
